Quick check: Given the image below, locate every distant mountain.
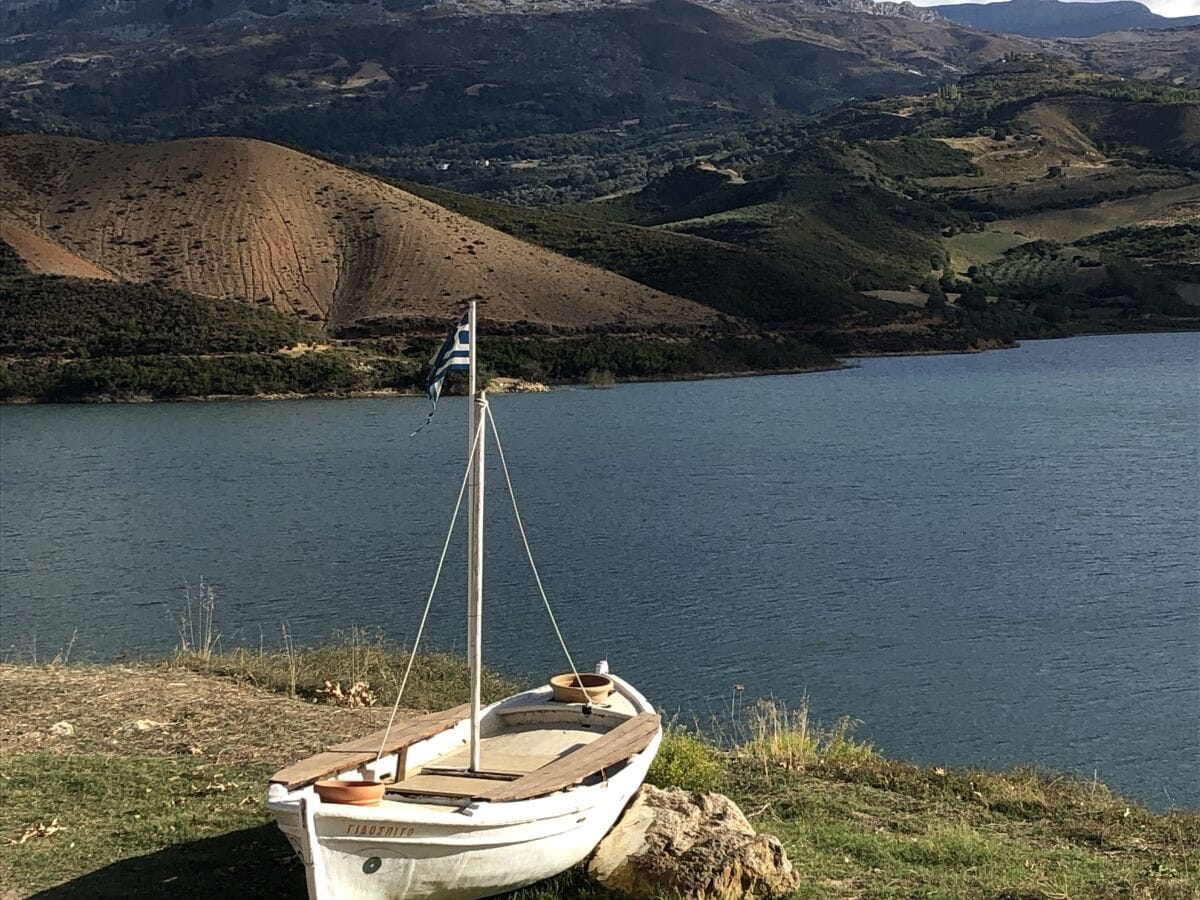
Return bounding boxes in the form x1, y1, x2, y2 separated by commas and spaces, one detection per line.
1068, 24, 1200, 87
929, 0, 1200, 38
1, 0, 1195, 207
0, 0, 1048, 204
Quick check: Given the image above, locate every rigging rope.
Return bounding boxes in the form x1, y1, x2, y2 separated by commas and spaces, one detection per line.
485, 405, 585, 692
374, 413, 487, 762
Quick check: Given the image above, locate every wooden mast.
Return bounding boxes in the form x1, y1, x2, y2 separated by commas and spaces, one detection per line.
467, 300, 484, 772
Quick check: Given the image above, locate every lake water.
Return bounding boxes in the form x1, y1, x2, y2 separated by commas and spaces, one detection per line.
2, 333, 1197, 808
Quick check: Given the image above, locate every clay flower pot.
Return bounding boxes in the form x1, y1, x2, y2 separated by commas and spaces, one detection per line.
314, 779, 386, 806
549, 673, 615, 704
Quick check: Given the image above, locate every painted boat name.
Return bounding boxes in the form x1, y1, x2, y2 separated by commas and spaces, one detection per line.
345, 824, 417, 837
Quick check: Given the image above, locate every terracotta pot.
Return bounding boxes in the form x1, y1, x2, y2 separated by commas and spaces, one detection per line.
314, 779, 386, 806
549, 672, 615, 704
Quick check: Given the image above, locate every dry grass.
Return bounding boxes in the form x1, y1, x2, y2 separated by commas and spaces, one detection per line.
0, 662, 395, 768
175, 580, 220, 663
183, 628, 520, 712
994, 184, 1200, 243
740, 698, 876, 776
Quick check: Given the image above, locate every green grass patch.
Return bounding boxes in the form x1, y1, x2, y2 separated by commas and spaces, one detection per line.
647, 727, 725, 794
0, 753, 300, 899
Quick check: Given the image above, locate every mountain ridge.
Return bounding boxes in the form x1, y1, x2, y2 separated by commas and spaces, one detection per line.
926, 0, 1200, 38
3, 56, 1199, 402
4, 0, 1196, 206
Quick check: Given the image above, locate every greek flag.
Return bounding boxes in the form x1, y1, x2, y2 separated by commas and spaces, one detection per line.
413, 312, 470, 434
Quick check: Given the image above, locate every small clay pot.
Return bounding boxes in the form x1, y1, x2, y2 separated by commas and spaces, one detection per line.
314, 779, 386, 806
549, 672, 615, 704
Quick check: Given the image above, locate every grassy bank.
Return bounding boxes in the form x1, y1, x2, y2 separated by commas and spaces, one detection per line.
1, 639, 1196, 899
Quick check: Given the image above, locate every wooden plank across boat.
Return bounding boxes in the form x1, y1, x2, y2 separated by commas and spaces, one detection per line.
270, 704, 471, 791
487, 712, 659, 802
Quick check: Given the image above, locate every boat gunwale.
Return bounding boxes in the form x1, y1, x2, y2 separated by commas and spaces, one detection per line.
266, 674, 660, 824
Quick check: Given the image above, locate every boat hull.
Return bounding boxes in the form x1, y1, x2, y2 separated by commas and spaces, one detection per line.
268, 674, 660, 900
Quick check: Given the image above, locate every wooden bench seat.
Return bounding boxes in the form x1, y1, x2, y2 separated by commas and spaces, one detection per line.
270, 704, 470, 790
385, 713, 659, 802
425, 749, 554, 777
489, 712, 659, 802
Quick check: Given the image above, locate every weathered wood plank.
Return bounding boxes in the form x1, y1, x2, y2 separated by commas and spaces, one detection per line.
427, 750, 552, 777
270, 704, 471, 789
386, 773, 510, 801
488, 713, 660, 802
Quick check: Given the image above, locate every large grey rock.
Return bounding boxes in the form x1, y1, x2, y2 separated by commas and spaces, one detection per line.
587, 785, 800, 899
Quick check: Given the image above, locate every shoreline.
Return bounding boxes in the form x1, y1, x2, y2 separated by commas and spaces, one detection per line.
2, 326, 1197, 406
0, 361, 850, 406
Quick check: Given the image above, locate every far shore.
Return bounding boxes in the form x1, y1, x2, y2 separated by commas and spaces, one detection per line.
4, 326, 1199, 406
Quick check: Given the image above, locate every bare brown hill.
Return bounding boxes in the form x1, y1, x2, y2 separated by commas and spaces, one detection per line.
0, 217, 117, 281
0, 134, 716, 330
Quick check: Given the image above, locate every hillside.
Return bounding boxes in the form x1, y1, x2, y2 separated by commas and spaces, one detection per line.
928, 0, 1200, 38
0, 134, 716, 331
548, 58, 1200, 331
0, 0, 1150, 205
4, 0, 1198, 204
1066, 25, 1200, 88
6, 134, 883, 403
3, 56, 1198, 403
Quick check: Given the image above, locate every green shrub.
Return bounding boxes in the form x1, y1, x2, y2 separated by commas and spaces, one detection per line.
647, 726, 724, 793
0, 274, 318, 357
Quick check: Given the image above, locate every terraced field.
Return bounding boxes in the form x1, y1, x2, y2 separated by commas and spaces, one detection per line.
994, 184, 1200, 243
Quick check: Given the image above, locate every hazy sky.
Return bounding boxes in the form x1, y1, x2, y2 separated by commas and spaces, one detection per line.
893, 0, 1200, 16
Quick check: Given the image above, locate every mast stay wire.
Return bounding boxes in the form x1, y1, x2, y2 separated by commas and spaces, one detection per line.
375, 400, 593, 765
485, 404, 585, 695
374, 413, 487, 762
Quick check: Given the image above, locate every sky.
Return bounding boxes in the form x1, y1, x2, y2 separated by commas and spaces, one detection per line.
893, 0, 1200, 16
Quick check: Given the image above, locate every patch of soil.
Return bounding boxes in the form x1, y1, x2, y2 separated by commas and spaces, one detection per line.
0, 664, 396, 767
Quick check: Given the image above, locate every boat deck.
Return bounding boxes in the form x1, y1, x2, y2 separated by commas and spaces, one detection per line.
389, 714, 660, 803
428, 725, 597, 775
270, 704, 660, 804
390, 725, 601, 800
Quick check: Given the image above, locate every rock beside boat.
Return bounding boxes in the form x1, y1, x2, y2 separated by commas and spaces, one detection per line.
587, 785, 800, 898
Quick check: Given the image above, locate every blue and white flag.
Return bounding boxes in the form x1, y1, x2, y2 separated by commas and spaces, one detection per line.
413, 312, 470, 435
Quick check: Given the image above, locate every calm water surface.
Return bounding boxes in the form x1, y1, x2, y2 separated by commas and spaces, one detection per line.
2, 333, 1197, 808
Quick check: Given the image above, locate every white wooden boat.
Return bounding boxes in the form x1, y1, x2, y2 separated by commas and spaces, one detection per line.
266, 302, 661, 899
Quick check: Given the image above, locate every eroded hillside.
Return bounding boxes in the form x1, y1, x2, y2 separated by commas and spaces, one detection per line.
0, 134, 716, 330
